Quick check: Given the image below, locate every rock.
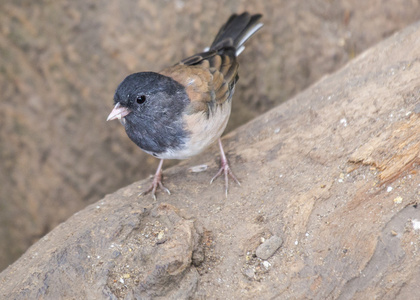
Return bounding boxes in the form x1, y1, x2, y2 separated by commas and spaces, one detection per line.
2, 0, 420, 271
243, 267, 256, 280
256, 235, 283, 260
0, 201, 202, 299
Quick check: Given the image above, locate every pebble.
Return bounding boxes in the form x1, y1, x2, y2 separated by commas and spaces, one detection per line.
393, 196, 403, 204
256, 235, 283, 260
262, 261, 271, 269
243, 267, 255, 279
188, 164, 208, 172
111, 251, 121, 259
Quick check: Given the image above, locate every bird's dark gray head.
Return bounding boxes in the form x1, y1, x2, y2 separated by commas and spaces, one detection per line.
111, 72, 190, 155
114, 72, 186, 109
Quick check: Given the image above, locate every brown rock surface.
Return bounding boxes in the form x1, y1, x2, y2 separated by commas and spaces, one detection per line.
1, 17, 419, 299
1, 0, 420, 271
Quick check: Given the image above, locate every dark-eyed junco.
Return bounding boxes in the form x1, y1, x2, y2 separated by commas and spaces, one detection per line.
107, 12, 263, 199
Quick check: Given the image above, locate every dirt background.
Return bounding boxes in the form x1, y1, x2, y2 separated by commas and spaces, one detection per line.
0, 0, 420, 271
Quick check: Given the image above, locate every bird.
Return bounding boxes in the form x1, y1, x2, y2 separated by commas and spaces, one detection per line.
107, 12, 263, 200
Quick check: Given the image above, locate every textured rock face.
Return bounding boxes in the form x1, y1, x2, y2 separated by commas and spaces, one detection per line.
0, 201, 203, 299
1, 19, 419, 299
1, 0, 420, 271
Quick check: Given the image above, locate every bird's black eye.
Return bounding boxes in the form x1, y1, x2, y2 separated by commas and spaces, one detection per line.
136, 95, 146, 104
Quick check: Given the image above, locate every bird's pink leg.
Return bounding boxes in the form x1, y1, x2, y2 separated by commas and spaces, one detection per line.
140, 159, 170, 200
210, 138, 241, 197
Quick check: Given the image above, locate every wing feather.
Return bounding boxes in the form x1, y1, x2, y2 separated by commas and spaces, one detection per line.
160, 48, 238, 116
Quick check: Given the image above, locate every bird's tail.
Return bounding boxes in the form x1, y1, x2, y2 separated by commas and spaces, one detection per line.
210, 12, 263, 56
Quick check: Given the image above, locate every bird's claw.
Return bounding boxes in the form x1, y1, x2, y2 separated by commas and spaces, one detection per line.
139, 159, 170, 200
211, 163, 241, 197
210, 141, 241, 198
140, 180, 171, 201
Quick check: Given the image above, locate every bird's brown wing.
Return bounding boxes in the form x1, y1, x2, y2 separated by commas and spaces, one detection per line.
160, 49, 238, 116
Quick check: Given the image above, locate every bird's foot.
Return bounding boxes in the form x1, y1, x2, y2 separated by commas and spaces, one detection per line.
139, 159, 170, 201
210, 139, 241, 197
140, 177, 171, 201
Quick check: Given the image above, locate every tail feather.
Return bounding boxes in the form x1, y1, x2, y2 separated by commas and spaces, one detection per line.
210, 12, 263, 55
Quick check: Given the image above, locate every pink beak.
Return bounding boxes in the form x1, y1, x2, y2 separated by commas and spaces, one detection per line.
107, 102, 132, 121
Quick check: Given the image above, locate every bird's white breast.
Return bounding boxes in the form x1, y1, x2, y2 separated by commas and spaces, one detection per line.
156, 102, 232, 160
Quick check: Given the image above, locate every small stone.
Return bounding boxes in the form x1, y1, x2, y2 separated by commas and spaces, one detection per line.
188, 164, 208, 172
111, 251, 121, 259
412, 219, 420, 230
255, 235, 283, 260
243, 267, 255, 279
262, 261, 271, 269
393, 196, 402, 204
340, 118, 348, 127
